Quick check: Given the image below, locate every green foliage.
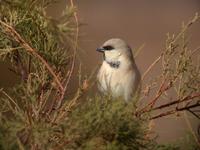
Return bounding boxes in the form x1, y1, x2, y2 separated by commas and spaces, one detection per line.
0, 0, 77, 149
52, 96, 180, 150
62, 97, 152, 149
0, 0, 74, 67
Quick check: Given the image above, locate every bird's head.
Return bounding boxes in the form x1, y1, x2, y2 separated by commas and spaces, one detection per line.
96, 38, 134, 64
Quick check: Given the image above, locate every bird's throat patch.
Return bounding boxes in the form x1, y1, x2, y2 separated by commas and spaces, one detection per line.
106, 61, 120, 69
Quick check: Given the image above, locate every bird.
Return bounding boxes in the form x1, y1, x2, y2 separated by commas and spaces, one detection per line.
96, 38, 141, 102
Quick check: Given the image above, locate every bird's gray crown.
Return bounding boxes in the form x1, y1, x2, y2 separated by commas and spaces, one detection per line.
103, 38, 129, 50
96, 38, 130, 53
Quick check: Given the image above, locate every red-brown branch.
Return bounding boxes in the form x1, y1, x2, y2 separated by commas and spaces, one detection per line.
137, 81, 173, 115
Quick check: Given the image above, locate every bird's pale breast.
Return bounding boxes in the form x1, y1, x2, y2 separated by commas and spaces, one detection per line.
97, 61, 139, 101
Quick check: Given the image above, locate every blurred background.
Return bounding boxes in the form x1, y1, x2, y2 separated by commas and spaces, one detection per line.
1, 0, 200, 144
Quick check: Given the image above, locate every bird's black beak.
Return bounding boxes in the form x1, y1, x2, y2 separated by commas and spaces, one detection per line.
96, 47, 105, 53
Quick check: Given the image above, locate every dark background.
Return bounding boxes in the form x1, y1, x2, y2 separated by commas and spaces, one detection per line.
1, 0, 200, 144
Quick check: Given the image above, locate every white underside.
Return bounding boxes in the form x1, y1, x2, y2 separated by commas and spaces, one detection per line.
97, 61, 140, 102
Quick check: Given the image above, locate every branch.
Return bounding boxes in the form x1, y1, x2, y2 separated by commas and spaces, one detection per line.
151, 93, 200, 111
137, 81, 173, 115
150, 101, 200, 120
0, 20, 64, 92
135, 93, 200, 119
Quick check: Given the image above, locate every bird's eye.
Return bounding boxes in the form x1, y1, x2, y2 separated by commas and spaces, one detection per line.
103, 45, 114, 50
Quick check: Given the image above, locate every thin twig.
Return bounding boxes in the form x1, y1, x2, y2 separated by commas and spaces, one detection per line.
0, 89, 21, 111
64, 0, 79, 91
187, 109, 200, 119
134, 43, 145, 59
56, 0, 79, 108
137, 81, 173, 115
52, 89, 82, 124
191, 46, 200, 56
173, 13, 199, 43
148, 77, 167, 109
142, 55, 162, 80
